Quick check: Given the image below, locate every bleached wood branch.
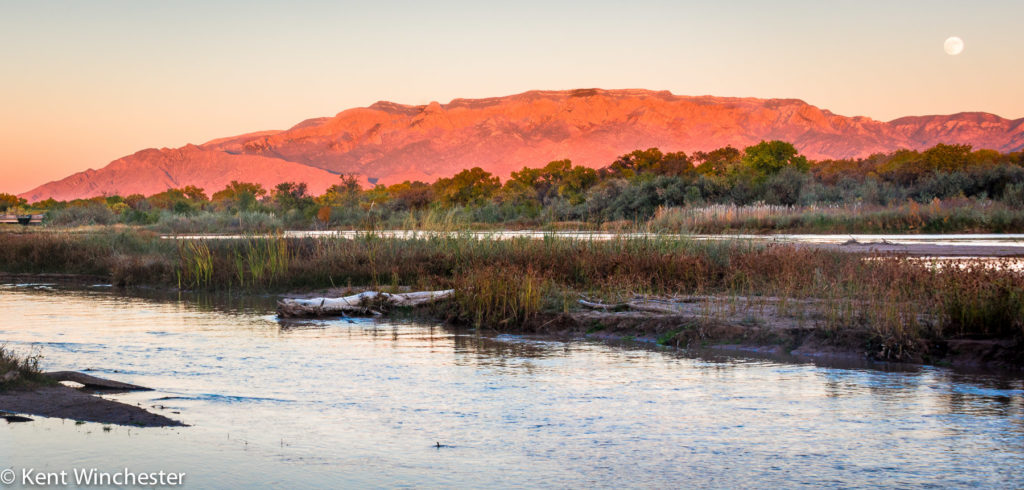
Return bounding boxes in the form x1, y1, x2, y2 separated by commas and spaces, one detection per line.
277, 290, 454, 318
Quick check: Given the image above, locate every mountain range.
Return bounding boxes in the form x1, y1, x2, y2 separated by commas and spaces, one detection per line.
20, 88, 1024, 202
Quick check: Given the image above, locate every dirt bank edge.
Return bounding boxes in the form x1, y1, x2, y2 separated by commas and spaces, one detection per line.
504, 311, 1024, 371
0, 373, 185, 427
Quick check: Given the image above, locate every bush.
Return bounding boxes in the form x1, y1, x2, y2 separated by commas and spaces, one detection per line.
44, 204, 117, 227
762, 168, 808, 205
1003, 183, 1024, 207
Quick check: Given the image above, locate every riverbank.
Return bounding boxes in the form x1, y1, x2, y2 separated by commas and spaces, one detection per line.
2, 229, 1022, 367
0, 385, 185, 427
278, 286, 1023, 371
525, 309, 1021, 370
0, 346, 183, 426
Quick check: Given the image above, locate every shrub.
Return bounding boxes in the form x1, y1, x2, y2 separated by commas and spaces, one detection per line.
44, 204, 116, 226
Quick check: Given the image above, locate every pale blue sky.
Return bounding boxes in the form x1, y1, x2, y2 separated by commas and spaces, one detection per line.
2, 0, 1022, 192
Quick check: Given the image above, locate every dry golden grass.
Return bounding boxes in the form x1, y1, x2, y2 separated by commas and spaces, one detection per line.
2, 230, 1021, 358
649, 199, 1024, 233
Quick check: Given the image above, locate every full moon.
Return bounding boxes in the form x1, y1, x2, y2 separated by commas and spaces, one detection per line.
944, 36, 964, 55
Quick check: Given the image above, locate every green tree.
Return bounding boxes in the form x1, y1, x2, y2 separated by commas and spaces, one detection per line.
876, 149, 924, 185
30, 198, 62, 210
503, 159, 597, 206
180, 185, 209, 202
741, 140, 809, 181
602, 148, 665, 179
148, 189, 189, 210
316, 174, 363, 208
211, 181, 267, 212
434, 167, 501, 206
147, 186, 208, 212
386, 181, 434, 210
0, 193, 27, 212
272, 182, 313, 211
921, 143, 973, 172
657, 151, 694, 177
557, 164, 598, 205
693, 146, 742, 177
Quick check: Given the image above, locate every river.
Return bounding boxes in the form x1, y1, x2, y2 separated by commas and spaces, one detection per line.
1, 284, 1022, 488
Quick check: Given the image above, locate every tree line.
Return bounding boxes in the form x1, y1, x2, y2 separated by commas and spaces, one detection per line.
4, 140, 1023, 228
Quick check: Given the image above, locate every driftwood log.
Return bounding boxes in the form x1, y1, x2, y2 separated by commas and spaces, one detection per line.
277, 290, 455, 318
45, 371, 152, 391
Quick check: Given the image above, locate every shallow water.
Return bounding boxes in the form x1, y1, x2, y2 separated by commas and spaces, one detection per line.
1, 285, 1023, 488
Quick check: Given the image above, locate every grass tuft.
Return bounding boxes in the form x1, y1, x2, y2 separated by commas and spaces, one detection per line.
0, 345, 54, 391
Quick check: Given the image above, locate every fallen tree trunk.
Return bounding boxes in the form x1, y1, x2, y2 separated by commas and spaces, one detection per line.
277, 290, 455, 318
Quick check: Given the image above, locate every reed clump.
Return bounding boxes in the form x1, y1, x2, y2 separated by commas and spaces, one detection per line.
454, 266, 548, 327
230, 237, 289, 288
0, 345, 54, 391
178, 240, 213, 288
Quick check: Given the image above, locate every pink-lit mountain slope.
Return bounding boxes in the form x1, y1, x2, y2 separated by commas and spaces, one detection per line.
21, 89, 1024, 201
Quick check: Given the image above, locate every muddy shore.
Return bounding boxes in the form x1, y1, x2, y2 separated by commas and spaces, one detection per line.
812, 240, 1024, 257
0, 372, 185, 427
280, 287, 1024, 371
512, 310, 1023, 371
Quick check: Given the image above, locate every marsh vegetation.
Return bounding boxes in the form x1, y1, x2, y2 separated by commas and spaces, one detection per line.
1, 229, 1021, 364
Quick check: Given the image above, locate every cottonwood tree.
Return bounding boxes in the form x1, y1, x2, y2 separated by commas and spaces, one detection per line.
741, 140, 810, 182
0, 193, 26, 212
212, 181, 267, 212
434, 167, 501, 206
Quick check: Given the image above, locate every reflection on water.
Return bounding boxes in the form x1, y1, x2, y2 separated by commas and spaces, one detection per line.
1, 285, 1022, 488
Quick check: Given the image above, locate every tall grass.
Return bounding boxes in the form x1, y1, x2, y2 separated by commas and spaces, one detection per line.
178, 240, 213, 288
0, 229, 175, 286
2, 230, 1021, 358
649, 199, 1024, 234
178, 236, 290, 289
231, 237, 289, 288
455, 266, 547, 327
936, 262, 1024, 338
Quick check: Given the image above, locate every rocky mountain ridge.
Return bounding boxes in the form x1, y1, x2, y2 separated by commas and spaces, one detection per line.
21, 89, 1024, 201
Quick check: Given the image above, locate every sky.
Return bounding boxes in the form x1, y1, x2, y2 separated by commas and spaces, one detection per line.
2, 0, 1023, 194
